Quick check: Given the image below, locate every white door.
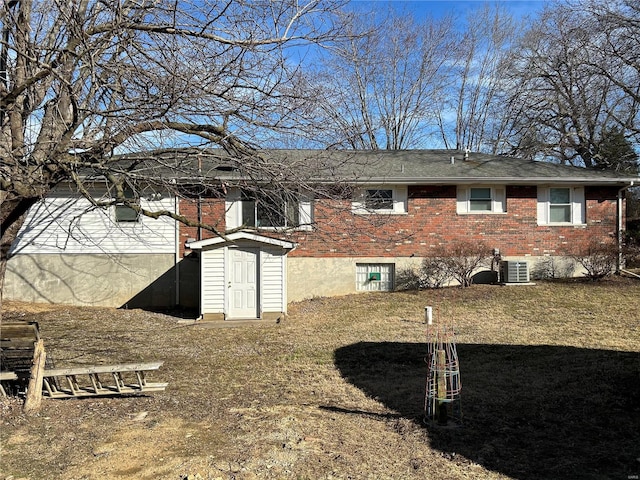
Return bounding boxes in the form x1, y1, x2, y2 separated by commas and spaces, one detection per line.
228, 248, 259, 319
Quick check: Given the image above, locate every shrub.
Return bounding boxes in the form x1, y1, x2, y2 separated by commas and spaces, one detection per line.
569, 239, 618, 280
530, 256, 575, 280
395, 258, 451, 290
395, 241, 492, 290
438, 241, 492, 287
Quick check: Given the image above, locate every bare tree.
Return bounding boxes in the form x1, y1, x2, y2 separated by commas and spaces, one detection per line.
583, 0, 640, 134
310, 7, 457, 150
501, 2, 640, 166
439, 5, 519, 153
0, 0, 350, 310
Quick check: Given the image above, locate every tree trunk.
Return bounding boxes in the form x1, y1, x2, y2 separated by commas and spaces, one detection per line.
0, 194, 37, 322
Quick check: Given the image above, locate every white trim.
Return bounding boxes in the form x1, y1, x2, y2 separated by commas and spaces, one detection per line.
352, 185, 408, 214
225, 187, 313, 231
456, 186, 506, 214
187, 231, 296, 250
537, 186, 586, 225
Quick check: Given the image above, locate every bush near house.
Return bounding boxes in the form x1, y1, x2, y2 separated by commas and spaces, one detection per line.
396, 241, 492, 289
569, 239, 619, 280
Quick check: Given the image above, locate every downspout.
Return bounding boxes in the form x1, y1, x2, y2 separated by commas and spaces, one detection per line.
197, 155, 202, 241
175, 193, 180, 307
617, 181, 635, 273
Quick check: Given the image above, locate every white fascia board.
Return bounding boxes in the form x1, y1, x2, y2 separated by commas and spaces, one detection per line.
187, 231, 296, 250
345, 177, 639, 186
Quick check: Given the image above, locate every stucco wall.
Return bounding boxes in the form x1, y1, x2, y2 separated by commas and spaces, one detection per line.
287, 256, 421, 302
287, 255, 587, 301
4, 254, 176, 308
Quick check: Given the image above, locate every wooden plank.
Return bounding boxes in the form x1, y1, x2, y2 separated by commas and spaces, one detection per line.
0, 323, 40, 339
23, 340, 46, 414
43, 382, 169, 399
1, 339, 40, 349
0, 371, 18, 398
43, 361, 163, 377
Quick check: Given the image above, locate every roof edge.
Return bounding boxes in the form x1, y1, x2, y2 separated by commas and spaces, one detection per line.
187, 231, 296, 250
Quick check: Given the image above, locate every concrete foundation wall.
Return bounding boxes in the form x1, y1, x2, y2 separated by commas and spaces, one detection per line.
287, 257, 422, 302
5, 254, 177, 308
287, 255, 588, 302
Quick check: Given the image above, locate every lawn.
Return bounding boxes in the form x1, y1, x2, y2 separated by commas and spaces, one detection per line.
1, 278, 639, 480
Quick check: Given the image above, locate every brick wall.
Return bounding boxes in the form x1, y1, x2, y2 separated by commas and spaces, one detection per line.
178, 185, 621, 258
179, 197, 226, 256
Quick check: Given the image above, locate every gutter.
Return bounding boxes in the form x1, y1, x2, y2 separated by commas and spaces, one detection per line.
617, 181, 636, 273
305, 176, 637, 186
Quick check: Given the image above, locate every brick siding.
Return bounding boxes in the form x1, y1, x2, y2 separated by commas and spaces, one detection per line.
178, 185, 621, 258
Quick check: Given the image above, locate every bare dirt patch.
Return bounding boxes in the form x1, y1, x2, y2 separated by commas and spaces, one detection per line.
1, 278, 639, 479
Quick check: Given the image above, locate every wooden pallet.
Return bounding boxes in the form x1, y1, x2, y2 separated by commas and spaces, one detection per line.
0, 321, 41, 372
0, 371, 18, 397
42, 362, 168, 398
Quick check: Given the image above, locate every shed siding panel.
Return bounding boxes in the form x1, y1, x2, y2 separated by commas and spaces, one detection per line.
11, 188, 176, 255
201, 248, 225, 313
261, 249, 285, 311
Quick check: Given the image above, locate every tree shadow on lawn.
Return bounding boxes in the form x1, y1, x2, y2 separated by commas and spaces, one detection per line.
333, 342, 640, 480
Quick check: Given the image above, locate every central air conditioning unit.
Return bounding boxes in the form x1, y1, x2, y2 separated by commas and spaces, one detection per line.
501, 261, 530, 283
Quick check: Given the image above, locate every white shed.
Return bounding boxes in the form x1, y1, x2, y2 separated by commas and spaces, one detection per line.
186, 232, 296, 321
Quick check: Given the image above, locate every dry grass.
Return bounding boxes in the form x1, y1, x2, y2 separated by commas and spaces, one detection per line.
1, 278, 639, 480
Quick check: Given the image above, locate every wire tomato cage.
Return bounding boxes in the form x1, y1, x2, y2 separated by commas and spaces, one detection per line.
424, 306, 462, 427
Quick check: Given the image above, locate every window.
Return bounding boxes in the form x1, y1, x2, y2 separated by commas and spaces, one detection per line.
226, 188, 312, 230
115, 186, 140, 223
353, 186, 407, 214
457, 186, 505, 214
537, 186, 585, 225
241, 191, 300, 228
356, 263, 394, 291
549, 188, 571, 223
365, 189, 394, 210
469, 187, 492, 211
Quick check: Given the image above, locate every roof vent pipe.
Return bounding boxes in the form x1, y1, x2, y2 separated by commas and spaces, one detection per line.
450, 156, 455, 165
464, 148, 470, 161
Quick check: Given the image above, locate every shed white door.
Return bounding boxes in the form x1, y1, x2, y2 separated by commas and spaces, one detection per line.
228, 247, 259, 318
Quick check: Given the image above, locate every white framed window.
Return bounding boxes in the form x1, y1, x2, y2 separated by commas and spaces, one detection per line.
549, 187, 571, 223
114, 186, 140, 223
226, 188, 312, 230
537, 186, 585, 225
356, 263, 394, 291
353, 186, 407, 214
457, 186, 506, 214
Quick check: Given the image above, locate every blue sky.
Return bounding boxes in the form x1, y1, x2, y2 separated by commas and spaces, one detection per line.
349, 0, 550, 22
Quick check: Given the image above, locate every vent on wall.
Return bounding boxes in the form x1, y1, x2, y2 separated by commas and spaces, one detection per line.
501, 261, 530, 283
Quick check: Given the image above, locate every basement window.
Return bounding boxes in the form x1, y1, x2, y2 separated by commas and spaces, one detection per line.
356, 263, 395, 291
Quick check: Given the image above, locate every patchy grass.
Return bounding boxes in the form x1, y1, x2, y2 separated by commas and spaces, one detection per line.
1, 278, 639, 480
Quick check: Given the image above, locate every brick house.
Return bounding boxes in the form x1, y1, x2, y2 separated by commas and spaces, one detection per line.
6, 149, 637, 320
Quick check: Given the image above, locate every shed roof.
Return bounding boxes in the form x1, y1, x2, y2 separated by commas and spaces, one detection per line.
186, 231, 296, 250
